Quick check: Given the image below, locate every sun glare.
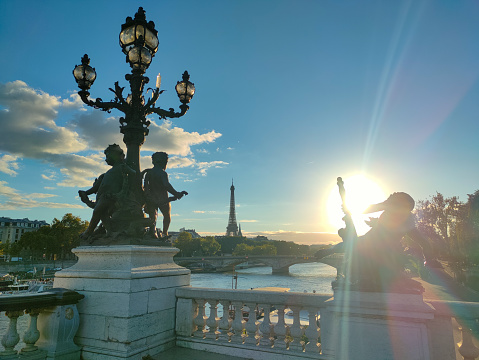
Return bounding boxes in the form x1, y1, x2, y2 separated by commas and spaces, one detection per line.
326, 174, 387, 236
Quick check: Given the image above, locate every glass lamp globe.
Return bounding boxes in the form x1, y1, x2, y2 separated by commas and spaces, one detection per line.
119, 7, 158, 57
175, 71, 195, 104
73, 54, 96, 90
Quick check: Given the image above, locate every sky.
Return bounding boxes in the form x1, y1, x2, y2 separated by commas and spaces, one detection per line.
0, 0, 478, 245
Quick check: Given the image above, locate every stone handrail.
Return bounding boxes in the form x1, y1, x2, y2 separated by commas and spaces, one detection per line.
176, 287, 331, 359
0, 288, 84, 360
426, 300, 479, 360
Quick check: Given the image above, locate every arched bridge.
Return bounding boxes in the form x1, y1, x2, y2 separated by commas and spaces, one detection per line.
174, 254, 343, 274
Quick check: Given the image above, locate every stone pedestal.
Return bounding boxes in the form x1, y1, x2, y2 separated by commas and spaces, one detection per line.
321, 290, 435, 360
54, 245, 190, 360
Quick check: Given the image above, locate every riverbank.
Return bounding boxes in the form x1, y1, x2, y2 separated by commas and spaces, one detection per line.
0, 260, 77, 275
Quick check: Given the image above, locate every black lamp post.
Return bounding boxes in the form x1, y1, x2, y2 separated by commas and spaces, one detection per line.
72, 7, 195, 236
73, 7, 195, 174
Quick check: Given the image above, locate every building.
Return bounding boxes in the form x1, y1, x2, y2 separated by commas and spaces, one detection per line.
169, 228, 201, 242
0, 217, 48, 244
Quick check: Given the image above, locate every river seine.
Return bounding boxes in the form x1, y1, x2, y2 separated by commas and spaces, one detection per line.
191, 262, 336, 294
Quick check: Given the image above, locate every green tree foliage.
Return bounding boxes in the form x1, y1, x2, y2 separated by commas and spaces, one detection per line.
232, 243, 277, 256
415, 191, 479, 263
51, 214, 88, 259
174, 232, 201, 257
15, 213, 88, 260
253, 244, 277, 255
273, 240, 309, 256
200, 236, 221, 256
216, 236, 251, 254
232, 243, 253, 256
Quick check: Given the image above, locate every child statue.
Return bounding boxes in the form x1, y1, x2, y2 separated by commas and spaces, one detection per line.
143, 152, 187, 239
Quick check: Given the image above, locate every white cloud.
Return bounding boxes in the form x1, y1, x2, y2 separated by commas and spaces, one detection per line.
197, 161, 229, 176
41, 170, 56, 181
0, 81, 226, 189
193, 210, 227, 215
143, 120, 222, 156
0, 154, 20, 176
239, 219, 258, 223
61, 93, 86, 110
0, 81, 87, 157
0, 181, 84, 210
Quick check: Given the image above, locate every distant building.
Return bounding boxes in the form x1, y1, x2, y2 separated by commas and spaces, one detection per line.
226, 179, 239, 236
169, 228, 201, 242
0, 217, 48, 244
252, 235, 269, 241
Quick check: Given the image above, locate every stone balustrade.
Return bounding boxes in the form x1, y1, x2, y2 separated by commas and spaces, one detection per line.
176, 287, 331, 359
0, 288, 84, 360
427, 300, 479, 360
176, 287, 479, 360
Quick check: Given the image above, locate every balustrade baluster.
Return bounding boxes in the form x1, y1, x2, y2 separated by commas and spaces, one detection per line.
458, 323, 479, 360
230, 301, 245, 344
244, 302, 259, 345
273, 305, 289, 350
304, 308, 320, 353
205, 300, 219, 340
193, 299, 207, 339
258, 303, 273, 348
288, 306, 304, 351
0, 310, 23, 357
217, 300, 232, 342
21, 309, 43, 354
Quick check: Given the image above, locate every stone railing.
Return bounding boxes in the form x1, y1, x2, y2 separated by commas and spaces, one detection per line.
176, 287, 331, 360
427, 300, 479, 360
0, 288, 84, 360
176, 288, 479, 360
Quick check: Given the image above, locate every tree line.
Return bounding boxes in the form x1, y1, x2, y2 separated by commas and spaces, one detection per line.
1, 213, 88, 261
4, 189, 478, 265
173, 233, 326, 257
414, 190, 479, 265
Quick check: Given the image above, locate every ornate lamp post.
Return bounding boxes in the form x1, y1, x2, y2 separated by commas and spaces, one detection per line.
72, 7, 195, 239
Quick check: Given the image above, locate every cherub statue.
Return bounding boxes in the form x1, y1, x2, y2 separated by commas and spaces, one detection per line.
78, 144, 135, 239
317, 178, 439, 293
143, 152, 187, 239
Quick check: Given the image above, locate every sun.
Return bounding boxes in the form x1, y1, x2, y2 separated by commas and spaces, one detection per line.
326, 174, 387, 236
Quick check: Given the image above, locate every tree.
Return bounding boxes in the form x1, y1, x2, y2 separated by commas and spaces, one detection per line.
415, 192, 462, 259
51, 213, 88, 260
14, 213, 88, 261
232, 243, 253, 256
200, 236, 221, 256
174, 232, 201, 257
253, 244, 277, 255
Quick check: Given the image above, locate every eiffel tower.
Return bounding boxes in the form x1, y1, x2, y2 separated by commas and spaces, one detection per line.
226, 179, 239, 236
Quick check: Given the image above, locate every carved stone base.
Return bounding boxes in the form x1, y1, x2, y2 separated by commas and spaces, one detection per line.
320, 290, 434, 360
54, 245, 190, 360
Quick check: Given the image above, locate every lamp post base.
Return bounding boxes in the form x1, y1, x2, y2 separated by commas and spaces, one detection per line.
54, 245, 190, 360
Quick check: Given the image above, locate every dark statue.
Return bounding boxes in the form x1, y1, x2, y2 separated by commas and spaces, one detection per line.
316, 177, 440, 293
79, 144, 136, 239
78, 146, 186, 245
143, 152, 188, 239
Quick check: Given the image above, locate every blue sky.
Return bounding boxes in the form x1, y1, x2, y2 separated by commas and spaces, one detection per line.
0, 1, 478, 244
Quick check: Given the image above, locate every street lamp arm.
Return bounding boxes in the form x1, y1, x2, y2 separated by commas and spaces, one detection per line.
78, 90, 126, 113
148, 104, 189, 119
144, 87, 164, 110
108, 82, 129, 107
